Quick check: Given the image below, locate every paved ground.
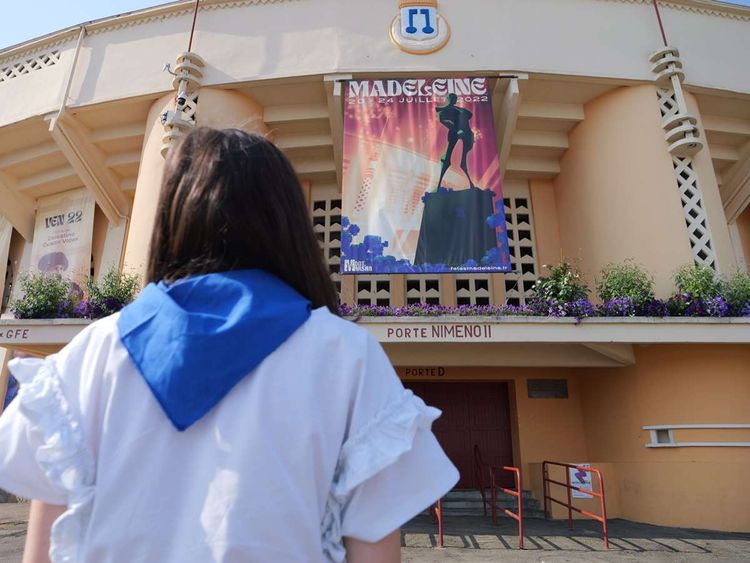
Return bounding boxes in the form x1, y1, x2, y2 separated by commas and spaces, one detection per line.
2, 503, 749, 562
402, 515, 750, 562
0, 504, 26, 563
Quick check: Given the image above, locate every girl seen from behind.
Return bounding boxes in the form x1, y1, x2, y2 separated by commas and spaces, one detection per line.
0, 127, 458, 563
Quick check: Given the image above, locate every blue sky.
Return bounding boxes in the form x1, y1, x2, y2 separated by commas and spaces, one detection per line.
1, 0, 750, 50
1, 1, 167, 50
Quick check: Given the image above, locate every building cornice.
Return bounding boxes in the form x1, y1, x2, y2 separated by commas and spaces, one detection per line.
0, 0, 298, 67
85, 0, 300, 36
1, 0, 748, 68
0, 32, 77, 69
598, 0, 750, 21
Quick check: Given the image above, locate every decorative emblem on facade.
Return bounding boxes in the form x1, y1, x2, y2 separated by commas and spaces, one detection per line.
390, 0, 450, 55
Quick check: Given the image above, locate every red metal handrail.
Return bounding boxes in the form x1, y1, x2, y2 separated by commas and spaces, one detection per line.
473, 445, 491, 516
430, 498, 444, 548
542, 461, 609, 549
490, 465, 524, 549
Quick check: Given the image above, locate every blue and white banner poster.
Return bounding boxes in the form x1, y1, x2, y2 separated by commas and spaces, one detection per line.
341, 77, 512, 274
29, 188, 96, 296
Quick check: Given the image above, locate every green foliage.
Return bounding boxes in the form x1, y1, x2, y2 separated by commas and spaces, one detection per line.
721, 270, 750, 311
9, 267, 140, 320
673, 263, 721, 299
596, 261, 655, 305
84, 267, 141, 319
531, 262, 589, 304
10, 272, 80, 319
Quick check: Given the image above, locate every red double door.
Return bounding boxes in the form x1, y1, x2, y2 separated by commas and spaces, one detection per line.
405, 382, 514, 489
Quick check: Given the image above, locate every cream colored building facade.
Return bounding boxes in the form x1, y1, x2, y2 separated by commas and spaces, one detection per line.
0, 0, 749, 533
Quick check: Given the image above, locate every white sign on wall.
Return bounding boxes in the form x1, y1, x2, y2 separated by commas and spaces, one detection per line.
570, 463, 593, 499
30, 188, 95, 293
390, 1, 450, 55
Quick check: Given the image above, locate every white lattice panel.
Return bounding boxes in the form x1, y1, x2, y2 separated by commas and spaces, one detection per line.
311, 188, 342, 296
406, 277, 441, 305
656, 88, 680, 120
0, 51, 60, 83
657, 88, 718, 271
455, 276, 491, 306
183, 93, 199, 123
503, 185, 539, 306
356, 276, 391, 306
672, 156, 717, 269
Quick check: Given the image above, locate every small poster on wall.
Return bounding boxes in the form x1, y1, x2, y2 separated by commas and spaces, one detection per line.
30, 188, 96, 296
0, 216, 12, 309
570, 463, 594, 499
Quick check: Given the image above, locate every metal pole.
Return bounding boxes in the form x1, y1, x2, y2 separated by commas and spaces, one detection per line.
492, 473, 497, 525
188, 0, 201, 52
517, 469, 524, 550
598, 471, 610, 549
566, 467, 573, 530
543, 463, 550, 519
652, 0, 669, 47
436, 499, 444, 548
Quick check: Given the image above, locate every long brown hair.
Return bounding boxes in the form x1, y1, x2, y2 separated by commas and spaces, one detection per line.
146, 127, 339, 313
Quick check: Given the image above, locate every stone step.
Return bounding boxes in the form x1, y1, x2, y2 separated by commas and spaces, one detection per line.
436, 489, 542, 517
443, 498, 536, 508
445, 508, 547, 519
443, 491, 540, 508
423, 504, 547, 519
446, 489, 535, 501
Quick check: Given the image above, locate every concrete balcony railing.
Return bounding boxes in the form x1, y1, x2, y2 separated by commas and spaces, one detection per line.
2, 316, 748, 366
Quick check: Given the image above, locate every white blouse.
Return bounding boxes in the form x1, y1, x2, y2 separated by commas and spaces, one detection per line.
0, 308, 458, 562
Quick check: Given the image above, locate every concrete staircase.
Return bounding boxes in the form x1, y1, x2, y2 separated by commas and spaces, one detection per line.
438, 489, 545, 519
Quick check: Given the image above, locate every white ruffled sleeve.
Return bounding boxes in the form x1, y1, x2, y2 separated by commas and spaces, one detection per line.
0, 356, 95, 561
321, 334, 459, 562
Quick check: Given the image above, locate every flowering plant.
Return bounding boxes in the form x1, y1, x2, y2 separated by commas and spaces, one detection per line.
673, 264, 721, 300
77, 268, 140, 320
597, 296, 638, 317
10, 273, 80, 319
683, 296, 730, 318
10, 268, 139, 320
597, 261, 655, 306
721, 270, 750, 316
531, 262, 589, 304
337, 259, 750, 320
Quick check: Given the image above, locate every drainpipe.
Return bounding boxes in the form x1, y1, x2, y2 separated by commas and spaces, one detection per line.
54, 25, 86, 123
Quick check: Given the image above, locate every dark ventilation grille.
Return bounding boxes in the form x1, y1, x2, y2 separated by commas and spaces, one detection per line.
527, 379, 569, 399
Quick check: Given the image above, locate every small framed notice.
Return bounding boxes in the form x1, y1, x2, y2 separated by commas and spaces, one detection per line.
569, 464, 594, 499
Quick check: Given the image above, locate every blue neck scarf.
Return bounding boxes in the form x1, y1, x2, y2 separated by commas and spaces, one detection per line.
117, 270, 311, 431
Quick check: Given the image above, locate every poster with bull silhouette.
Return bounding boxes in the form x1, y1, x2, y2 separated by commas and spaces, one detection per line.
30, 188, 96, 297
341, 77, 512, 274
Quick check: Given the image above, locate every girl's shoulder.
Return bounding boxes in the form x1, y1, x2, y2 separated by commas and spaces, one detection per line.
53, 313, 126, 380
299, 307, 374, 351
